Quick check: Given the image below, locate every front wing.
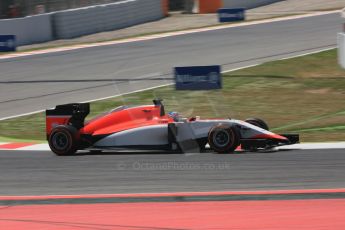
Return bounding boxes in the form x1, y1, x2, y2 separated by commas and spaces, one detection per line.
241, 134, 299, 151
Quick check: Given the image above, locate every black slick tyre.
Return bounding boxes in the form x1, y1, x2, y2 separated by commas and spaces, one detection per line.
48, 125, 79, 156
208, 124, 240, 154
245, 118, 269, 131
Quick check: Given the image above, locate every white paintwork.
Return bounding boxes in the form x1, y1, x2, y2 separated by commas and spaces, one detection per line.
94, 124, 169, 147
93, 119, 277, 147
174, 119, 274, 142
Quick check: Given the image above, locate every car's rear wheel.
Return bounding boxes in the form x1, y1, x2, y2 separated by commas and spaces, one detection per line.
245, 118, 269, 130
208, 124, 240, 154
48, 125, 79, 156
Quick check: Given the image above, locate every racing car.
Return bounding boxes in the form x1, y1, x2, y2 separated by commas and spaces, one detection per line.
46, 99, 299, 156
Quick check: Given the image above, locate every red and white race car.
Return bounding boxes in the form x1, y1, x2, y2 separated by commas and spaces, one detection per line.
46, 99, 299, 156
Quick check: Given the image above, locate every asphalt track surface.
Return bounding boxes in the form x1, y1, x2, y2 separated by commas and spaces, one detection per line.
0, 13, 341, 119
0, 149, 344, 196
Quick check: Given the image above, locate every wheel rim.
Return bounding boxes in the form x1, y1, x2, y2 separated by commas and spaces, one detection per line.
213, 130, 231, 148
52, 132, 69, 150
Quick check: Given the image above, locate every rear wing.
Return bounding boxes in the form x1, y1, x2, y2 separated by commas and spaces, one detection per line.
46, 103, 90, 138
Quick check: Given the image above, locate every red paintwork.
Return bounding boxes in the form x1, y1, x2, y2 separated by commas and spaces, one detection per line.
46, 116, 71, 135
80, 105, 173, 136
252, 133, 288, 140
79, 105, 287, 141
1, 199, 345, 230
0, 143, 35, 149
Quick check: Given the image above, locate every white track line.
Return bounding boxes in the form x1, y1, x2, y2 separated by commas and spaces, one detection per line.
0, 63, 261, 121
278, 47, 336, 60
222, 64, 261, 73
81, 83, 173, 103
0, 11, 339, 121
0, 45, 335, 122
0, 10, 339, 61
17, 144, 50, 151
0, 110, 45, 121
0, 84, 172, 121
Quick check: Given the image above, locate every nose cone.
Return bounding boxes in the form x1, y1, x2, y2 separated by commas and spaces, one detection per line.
253, 133, 288, 141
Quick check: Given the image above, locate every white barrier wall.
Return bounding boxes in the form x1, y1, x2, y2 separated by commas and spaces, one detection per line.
338, 33, 345, 69
0, 0, 164, 45
0, 14, 53, 46
223, 0, 283, 9
52, 0, 165, 39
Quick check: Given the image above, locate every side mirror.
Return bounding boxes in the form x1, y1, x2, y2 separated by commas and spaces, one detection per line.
153, 99, 165, 116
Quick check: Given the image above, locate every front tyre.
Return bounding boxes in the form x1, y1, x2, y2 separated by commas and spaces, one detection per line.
245, 118, 269, 131
48, 125, 79, 156
208, 124, 240, 154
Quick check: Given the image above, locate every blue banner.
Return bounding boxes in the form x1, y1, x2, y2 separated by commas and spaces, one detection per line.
175, 65, 222, 90
218, 8, 245, 23
0, 35, 16, 52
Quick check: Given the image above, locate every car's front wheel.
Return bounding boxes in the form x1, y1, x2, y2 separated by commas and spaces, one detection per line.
208, 124, 240, 154
245, 118, 269, 130
48, 125, 79, 156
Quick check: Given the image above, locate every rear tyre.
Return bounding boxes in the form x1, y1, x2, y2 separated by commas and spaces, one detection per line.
208, 124, 240, 154
245, 118, 269, 130
48, 125, 79, 156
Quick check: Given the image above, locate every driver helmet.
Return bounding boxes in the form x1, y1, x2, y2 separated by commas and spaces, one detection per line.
168, 111, 180, 121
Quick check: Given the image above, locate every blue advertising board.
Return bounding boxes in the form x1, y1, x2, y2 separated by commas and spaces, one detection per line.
0, 35, 16, 52
218, 8, 245, 23
175, 65, 222, 90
